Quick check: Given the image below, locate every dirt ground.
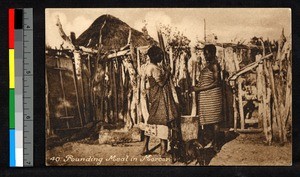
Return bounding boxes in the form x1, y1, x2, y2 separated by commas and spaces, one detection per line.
46, 131, 291, 166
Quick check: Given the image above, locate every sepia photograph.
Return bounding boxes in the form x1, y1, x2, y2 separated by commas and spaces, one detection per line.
45, 8, 292, 166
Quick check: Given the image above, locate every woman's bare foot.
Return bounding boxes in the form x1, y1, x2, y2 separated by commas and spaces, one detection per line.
141, 135, 150, 155
161, 152, 167, 158
140, 147, 150, 156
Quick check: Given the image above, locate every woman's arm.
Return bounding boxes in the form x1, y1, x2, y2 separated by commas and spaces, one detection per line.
157, 69, 170, 87
192, 64, 221, 92
152, 65, 170, 87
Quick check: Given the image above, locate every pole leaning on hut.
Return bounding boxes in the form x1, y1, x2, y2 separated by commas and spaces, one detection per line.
55, 16, 84, 126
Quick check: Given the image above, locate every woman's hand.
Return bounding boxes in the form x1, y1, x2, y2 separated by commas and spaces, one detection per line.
191, 85, 204, 92
190, 86, 195, 92
164, 65, 172, 79
164, 64, 172, 74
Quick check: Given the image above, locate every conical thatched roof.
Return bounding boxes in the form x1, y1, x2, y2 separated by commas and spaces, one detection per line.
76, 14, 156, 51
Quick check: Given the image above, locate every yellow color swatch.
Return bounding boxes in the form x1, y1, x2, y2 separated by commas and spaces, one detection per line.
9, 49, 15, 89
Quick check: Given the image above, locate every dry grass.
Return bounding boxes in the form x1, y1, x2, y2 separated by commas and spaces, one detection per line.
76, 14, 156, 51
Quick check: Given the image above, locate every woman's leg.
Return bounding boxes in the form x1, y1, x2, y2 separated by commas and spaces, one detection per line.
141, 135, 150, 155
160, 139, 168, 158
213, 123, 220, 152
198, 125, 204, 145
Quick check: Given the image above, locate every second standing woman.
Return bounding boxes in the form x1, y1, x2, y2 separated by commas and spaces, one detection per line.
192, 44, 223, 152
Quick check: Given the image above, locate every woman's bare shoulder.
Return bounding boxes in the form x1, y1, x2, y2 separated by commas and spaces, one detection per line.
145, 63, 160, 76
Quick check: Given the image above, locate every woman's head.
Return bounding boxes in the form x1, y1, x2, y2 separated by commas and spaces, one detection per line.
203, 44, 216, 62
147, 45, 164, 64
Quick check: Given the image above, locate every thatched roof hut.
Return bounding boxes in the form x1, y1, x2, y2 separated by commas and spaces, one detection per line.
76, 14, 156, 51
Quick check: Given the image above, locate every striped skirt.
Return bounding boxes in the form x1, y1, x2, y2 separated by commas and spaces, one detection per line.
197, 87, 223, 125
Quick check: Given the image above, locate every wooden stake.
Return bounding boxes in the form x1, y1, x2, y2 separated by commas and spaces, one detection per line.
261, 79, 268, 144
266, 87, 272, 144
118, 29, 141, 127
102, 63, 108, 123
237, 80, 245, 130
71, 57, 84, 127
261, 39, 275, 143
112, 60, 118, 123
283, 55, 292, 142
190, 59, 197, 116
74, 51, 87, 124
119, 59, 124, 121
90, 20, 107, 123
87, 55, 94, 121
45, 67, 52, 136
221, 46, 228, 128
121, 63, 127, 123
57, 58, 70, 128
256, 55, 264, 129
127, 89, 133, 129
233, 52, 243, 130
185, 54, 191, 114
263, 60, 273, 144
233, 88, 238, 132
140, 73, 149, 123
169, 47, 174, 75
265, 60, 283, 143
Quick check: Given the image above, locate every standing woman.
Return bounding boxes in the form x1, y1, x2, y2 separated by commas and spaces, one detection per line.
141, 45, 178, 157
192, 44, 223, 152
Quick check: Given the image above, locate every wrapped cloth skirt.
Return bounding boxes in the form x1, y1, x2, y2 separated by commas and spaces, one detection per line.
197, 87, 223, 125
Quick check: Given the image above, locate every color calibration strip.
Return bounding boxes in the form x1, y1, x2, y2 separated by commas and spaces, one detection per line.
9, 8, 34, 167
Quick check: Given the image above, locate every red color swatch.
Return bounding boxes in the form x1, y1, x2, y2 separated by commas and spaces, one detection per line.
9, 9, 14, 49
